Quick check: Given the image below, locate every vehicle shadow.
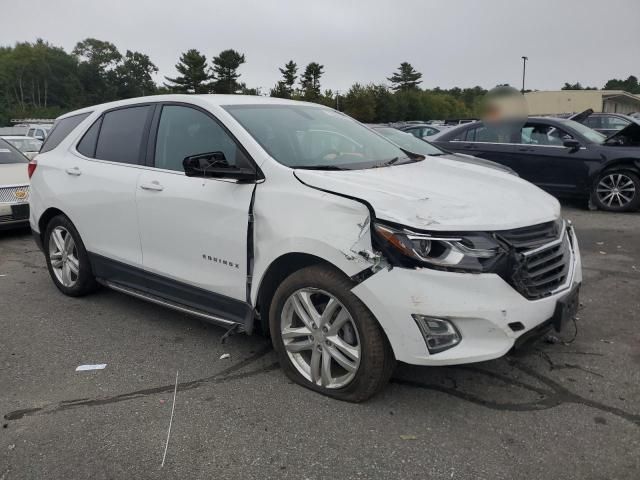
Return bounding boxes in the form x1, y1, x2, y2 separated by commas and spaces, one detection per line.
390, 344, 639, 426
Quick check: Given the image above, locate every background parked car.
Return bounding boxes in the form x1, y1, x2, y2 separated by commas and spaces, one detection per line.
570, 109, 640, 136
27, 125, 51, 141
398, 123, 455, 139
0, 137, 30, 229
1, 136, 43, 160
431, 117, 640, 212
371, 126, 516, 175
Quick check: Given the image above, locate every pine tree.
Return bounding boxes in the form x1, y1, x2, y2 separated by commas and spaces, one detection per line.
164, 49, 210, 93
300, 62, 324, 101
211, 49, 245, 94
387, 62, 422, 91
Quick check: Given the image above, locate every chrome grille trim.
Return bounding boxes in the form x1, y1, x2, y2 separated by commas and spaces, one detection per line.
501, 220, 576, 300
0, 184, 30, 203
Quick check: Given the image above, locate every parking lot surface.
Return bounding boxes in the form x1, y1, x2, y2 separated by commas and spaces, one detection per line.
1, 205, 639, 480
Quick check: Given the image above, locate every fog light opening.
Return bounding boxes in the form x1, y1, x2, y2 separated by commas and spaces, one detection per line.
412, 315, 461, 354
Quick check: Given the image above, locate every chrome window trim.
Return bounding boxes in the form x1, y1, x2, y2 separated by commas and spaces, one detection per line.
448, 140, 586, 150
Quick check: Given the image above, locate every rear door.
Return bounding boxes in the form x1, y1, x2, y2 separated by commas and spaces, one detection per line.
439, 124, 532, 175
136, 103, 255, 305
68, 105, 154, 267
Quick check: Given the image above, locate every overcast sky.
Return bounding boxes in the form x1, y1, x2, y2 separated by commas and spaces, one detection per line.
3, 0, 639, 93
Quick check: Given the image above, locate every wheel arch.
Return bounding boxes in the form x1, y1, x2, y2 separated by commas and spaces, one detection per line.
591, 158, 640, 185
37, 207, 68, 242
255, 252, 346, 335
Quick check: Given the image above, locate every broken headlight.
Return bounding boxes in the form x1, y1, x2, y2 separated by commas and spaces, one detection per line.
373, 222, 503, 272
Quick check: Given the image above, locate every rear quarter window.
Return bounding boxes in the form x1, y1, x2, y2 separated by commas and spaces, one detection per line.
40, 113, 91, 153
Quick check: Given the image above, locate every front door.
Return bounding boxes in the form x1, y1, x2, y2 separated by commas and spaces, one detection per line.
136, 104, 255, 304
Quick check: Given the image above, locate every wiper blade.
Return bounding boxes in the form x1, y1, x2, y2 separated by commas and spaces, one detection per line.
292, 165, 348, 171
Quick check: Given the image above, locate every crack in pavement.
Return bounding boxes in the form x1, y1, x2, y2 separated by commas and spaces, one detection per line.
5, 345, 638, 428
392, 358, 639, 427
4, 345, 277, 421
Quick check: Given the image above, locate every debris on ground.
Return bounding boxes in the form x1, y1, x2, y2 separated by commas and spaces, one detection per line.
219, 353, 231, 360
399, 435, 417, 440
545, 335, 561, 344
75, 364, 107, 371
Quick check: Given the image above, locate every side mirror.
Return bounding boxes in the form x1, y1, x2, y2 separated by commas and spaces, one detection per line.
563, 139, 581, 151
183, 151, 256, 182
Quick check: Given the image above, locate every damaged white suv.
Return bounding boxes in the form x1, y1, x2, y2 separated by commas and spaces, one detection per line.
29, 95, 582, 401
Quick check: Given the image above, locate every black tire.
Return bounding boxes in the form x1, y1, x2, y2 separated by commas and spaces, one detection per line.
269, 264, 395, 402
592, 170, 640, 212
43, 214, 99, 296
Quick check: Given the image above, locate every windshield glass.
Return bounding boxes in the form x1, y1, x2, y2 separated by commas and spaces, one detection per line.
373, 127, 444, 156
223, 104, 413, 169
561, 119, 607, 143
0, 138, 28, 164
4, 137, 42, 152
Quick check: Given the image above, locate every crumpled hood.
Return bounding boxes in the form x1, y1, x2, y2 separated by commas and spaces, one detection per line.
295, 156, 560, 231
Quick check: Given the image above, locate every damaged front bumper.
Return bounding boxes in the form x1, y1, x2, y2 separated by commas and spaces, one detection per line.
351, 228, 582, 366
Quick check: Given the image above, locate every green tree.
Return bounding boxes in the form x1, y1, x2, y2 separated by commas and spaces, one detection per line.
603, 75, 639, 94
73, 38, 122, 103
271, 60, 299, 99
561, 82, 597, 90
280, 60, 297, 97
300, 62, 324, 101
211, 49, 246, 94
342, 83, 376, 122
115, 50, 158, 98
0, 40, 82, 123
387, 62, 422, 91
164, 49, 210, 93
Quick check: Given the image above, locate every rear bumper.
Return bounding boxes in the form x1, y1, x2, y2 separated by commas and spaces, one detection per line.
352, 227, 582, 366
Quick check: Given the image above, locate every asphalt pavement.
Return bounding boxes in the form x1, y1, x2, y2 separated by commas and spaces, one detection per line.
1, 205, 639, 479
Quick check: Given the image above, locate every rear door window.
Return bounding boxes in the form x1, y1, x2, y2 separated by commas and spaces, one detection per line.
95, 106, 152, 164
40, 113, 91, 153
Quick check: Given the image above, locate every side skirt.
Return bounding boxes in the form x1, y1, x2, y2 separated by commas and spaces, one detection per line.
89, 253, 251, 331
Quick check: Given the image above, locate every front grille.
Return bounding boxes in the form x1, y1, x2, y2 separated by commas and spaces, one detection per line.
498, 220, 573, 300
0, 185, 30, 203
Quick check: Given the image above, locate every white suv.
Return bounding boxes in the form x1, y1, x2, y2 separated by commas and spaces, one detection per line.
29, 95, 582, 401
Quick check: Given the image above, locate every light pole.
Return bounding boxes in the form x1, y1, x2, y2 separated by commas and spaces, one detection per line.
521, 56, 528, 93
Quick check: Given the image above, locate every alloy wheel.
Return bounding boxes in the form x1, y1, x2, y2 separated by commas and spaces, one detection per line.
596, 173, 636, 208
280, 288, 361, 389
48, 226, 80, 287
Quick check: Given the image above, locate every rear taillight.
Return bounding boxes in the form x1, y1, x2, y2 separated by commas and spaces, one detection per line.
27, 158, 37, 179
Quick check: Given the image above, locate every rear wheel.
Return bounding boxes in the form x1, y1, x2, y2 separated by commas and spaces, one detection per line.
44, 215, 99, 296
593, 171, 640, 212
269, 264, 395, 402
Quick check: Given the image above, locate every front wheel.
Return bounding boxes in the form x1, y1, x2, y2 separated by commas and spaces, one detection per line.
269, 264, 395, 402
592, 171, 640, 212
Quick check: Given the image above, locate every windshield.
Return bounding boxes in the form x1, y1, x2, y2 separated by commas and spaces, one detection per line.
373, 127, 445, 156
561, 119, 607, 143
4, 137, 42, 152
223, 104, 413, 169
0, 138, 28, 164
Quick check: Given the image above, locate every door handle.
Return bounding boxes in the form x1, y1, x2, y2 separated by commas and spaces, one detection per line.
140, 181, 164, 192
65, 167, 82, 176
